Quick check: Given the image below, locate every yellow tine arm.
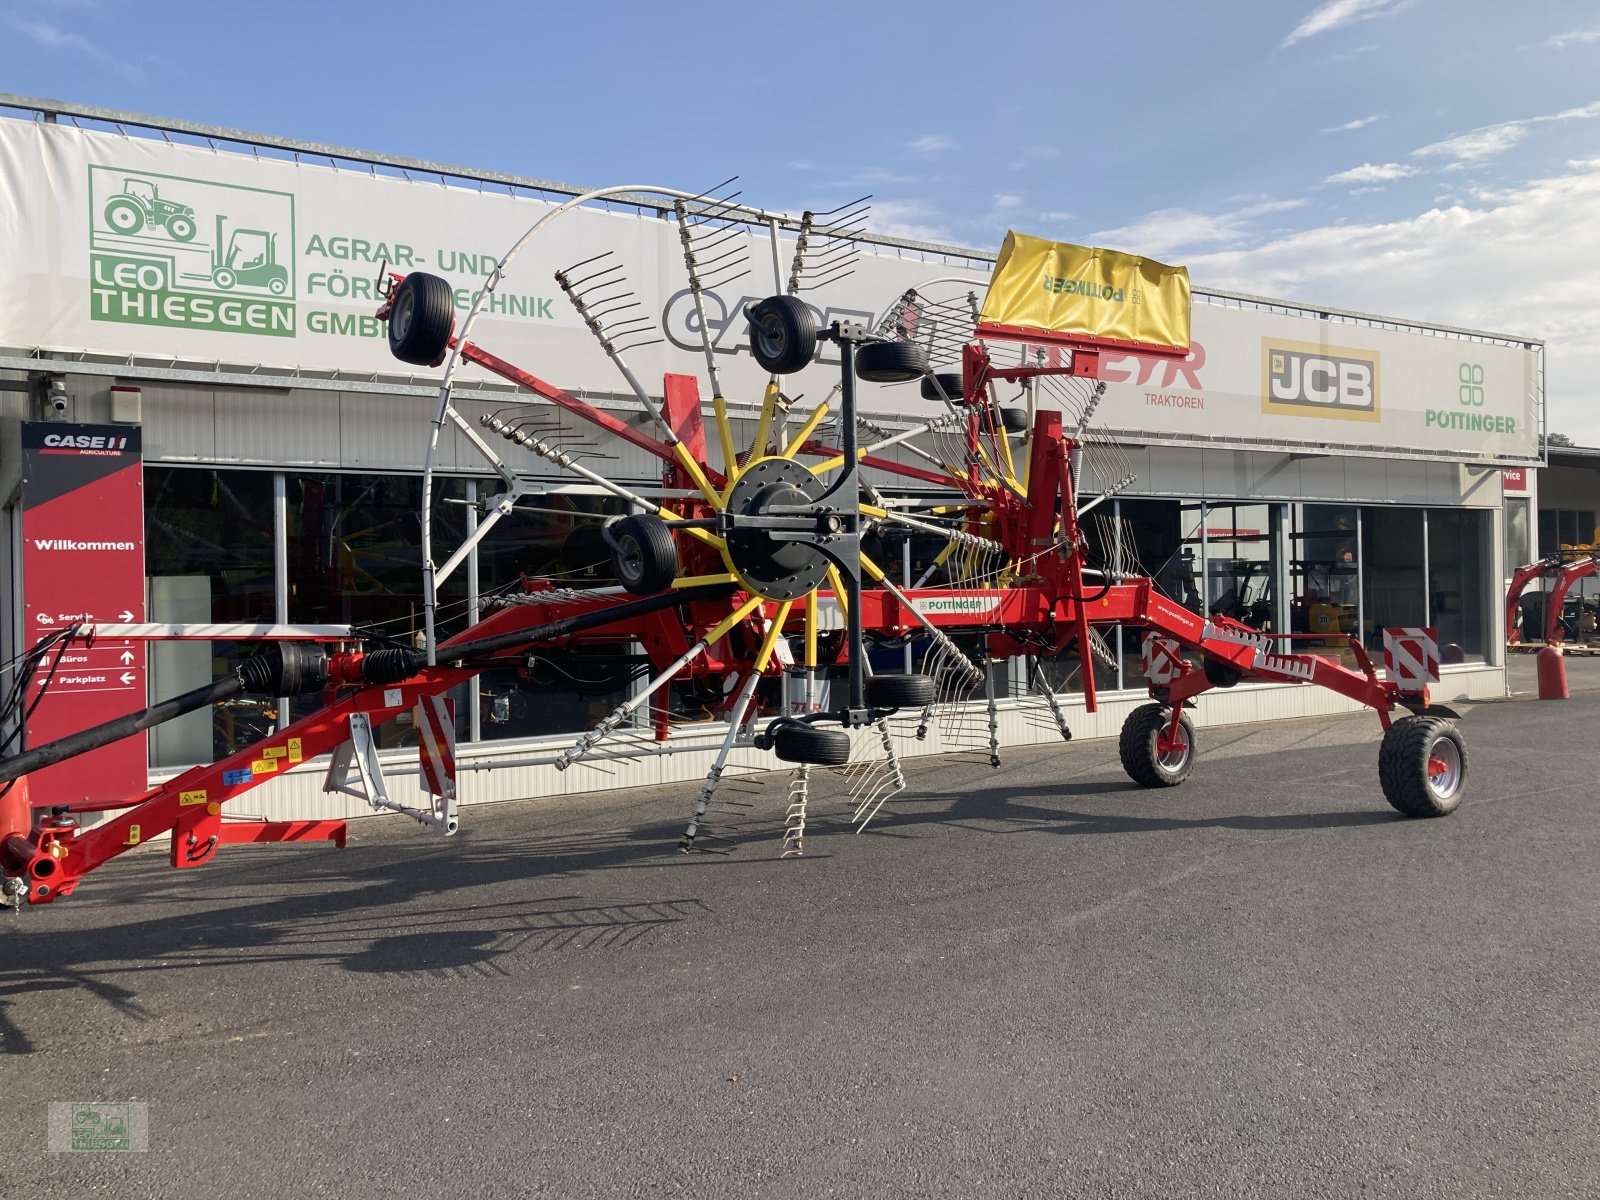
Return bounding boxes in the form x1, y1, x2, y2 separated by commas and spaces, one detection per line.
779, 401, 832, 460
753, 599, 795, 671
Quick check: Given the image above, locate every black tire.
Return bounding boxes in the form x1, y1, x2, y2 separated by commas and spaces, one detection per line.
773, 723, 852, 766
999, 407, 1030, 433
865, 672, 936, 709
609, 514, 678, 595
1378, 715, 1467, 817
856, 340, 928, 383
1118, 702, 1195, 788
105, 196, 144, 234
1203, 656, 1244, 689
747, 295, 817, 375
165, 214, 197, 242
387, 272, 456, 367
920, 372, 964, 402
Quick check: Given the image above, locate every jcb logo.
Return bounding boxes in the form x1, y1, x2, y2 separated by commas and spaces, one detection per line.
1261, 340, 1381, 422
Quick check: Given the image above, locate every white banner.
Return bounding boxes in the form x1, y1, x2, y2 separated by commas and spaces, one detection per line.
0, 119, 1539, 463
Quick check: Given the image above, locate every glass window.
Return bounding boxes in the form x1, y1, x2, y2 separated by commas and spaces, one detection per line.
1428, 508, 1489, 663
473, 491, 643, 742
1506, 498, 1531, 570
1290, 504, 1360, 652
1199, 502, 1281, 632
1538, 508, 1597, 557
283, 472, 471, 747
145, 467, 276, 766
1361, 508, 1425, 650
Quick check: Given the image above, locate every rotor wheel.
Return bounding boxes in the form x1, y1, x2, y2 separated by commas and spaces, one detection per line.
865, 672, 936, 710
856, 341, 929, 383
388, 272, 456, 367
999, 407, 1030, 434
1119, 703, 1195, 788
747, 295, 817, 375
609, 514, 679, 595
772, 723, 852, 766
920, 372, 965, 402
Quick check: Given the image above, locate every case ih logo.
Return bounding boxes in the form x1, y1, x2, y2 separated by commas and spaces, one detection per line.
87, 165, 296, 339
1261, 340, 1380, 422
40, 432, 133, 455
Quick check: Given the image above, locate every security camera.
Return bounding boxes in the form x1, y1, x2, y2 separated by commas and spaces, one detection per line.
44, 377, 70, 421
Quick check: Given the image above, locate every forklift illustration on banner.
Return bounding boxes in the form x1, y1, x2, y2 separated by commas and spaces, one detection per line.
209, 215, 289, 295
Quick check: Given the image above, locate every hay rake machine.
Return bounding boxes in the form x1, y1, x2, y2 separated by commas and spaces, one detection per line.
0, 188, 1472, 908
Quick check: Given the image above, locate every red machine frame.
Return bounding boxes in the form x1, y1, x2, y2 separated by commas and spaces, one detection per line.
1505, 552, 1600, 645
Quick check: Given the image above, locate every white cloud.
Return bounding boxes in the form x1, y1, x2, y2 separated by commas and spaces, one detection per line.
1326, 161, 1418, 184
1324, 42, 1378, 61
1280, 0, 1407, 48
1416, 123, 1529, 162
1541, 27, 1600, 49
1183, 158, 1600, 443
909, 135, 953, 154
1324, 113, 1387, 133
787, 160, 816, 171
991, 193, 1023, 210
1416, 101, 1600, 164
868, 200, 954, 244
1090, 198, 1307, 257
11, 15, 142, 82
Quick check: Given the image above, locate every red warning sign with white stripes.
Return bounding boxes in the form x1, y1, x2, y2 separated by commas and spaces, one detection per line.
416, 696, 457, 799
1142, 633, 1186, 685
1383, 627, 1439, 690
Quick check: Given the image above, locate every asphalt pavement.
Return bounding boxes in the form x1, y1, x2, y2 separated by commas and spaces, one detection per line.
3, 654, 1597, 1198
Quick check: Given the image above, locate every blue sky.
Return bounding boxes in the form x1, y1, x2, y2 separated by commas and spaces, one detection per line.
4, 0, 1599, 440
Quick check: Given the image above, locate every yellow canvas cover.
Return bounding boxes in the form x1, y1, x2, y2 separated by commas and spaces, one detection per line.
979, 231, 1191, 350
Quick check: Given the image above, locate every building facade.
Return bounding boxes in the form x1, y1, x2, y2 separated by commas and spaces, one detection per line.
0, 98, 1545, 820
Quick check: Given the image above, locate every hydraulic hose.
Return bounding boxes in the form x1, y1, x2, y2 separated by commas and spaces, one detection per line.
0, 674, 245, 787
0, 584, 732, 788
361, 583, 734, 682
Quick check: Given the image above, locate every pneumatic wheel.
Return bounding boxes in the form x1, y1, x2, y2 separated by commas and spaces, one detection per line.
747, 295, 817, 375
1204, 656, 1244, 689
773, 723, 852, 766
920, 372, 965, 402
609, 514, 679, 595
1378, 715, 1467, 817
387, 272, 456, 367
1000, 407, 1030, 434
856, 340, 928, 383
1119, 702, 1195, 788
165, 214, 197, 242
864, 672, 936, 710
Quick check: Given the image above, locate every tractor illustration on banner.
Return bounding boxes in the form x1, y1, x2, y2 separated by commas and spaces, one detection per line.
102, 176, 198, 243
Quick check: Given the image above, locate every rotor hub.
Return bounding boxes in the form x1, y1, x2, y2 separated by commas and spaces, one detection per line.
721, 457, 833, 601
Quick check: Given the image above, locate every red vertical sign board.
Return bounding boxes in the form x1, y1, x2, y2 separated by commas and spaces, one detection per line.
20, 422, 147, 809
